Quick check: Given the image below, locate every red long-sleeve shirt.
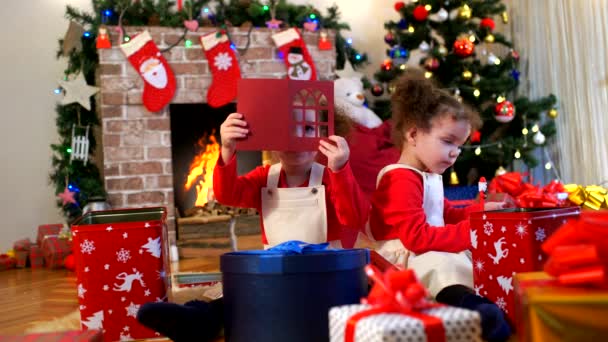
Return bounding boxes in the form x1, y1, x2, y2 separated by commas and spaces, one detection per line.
213, 153, 370, 246
369, 168, 482, 254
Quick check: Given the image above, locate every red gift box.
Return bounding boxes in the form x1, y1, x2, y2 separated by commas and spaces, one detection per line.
29, 244, 44, 268
13, 238, 31, 251
71, 207, 170, 342
41, 236, 72, 269
470, 206, 580, 325
0, 329, 103, 341
0, 254, 15, 271
36, 224, 64, 246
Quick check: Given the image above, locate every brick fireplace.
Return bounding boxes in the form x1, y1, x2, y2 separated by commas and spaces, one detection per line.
97, 26, 337, 238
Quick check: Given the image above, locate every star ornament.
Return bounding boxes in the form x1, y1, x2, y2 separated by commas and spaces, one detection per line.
57, 187, 77, 205
58, 73, 99, 111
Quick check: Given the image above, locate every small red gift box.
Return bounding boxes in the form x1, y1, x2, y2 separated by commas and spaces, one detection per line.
41, 236, 72, 269
0, 329, 103, 341
13, 238, 31, 251
71, 207, 170, 342
470, 206, 580, 325
0, 254, 15, 271
36, 224, 64, 246
29, 244, 44, 268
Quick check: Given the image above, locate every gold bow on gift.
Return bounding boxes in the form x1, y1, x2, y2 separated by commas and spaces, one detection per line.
564, 184, 608, 210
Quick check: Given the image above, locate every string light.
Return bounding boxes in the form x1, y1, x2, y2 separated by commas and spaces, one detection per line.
204, 7, 210, 13
346, 38, 353, 45
425, 5, 432, 11
408, 25, 415, 33
184, 39, 193, 48
522, 128, 529, 135
475, 147, 482, 155
545, 162, 552, 170
104, 9, 112, 17
496, 95, 506, 103
514, 150, 521, 159
355, 54, 362, 60
469, 35, 476, 43
493, 57, 501, 65
424, 71, 433, 78
54, 88, 62, 95
67, 148, 72, 153
123, 35, 131, 42
309, 14, 316, 19
473, 89, 480, 97
532, 124, 539, 133
83, 31, 91, 38
262, 5, 269, 11
400, 64, 407, 70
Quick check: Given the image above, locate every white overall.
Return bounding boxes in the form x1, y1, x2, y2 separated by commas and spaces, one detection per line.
261, 163, 342, 249
370, 164, 473, 297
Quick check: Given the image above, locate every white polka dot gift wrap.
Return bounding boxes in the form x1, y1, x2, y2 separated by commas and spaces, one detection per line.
329, 304, 482, 342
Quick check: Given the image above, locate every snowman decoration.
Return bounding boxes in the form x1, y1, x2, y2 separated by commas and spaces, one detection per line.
287, 46, 312, 80
139, 55, 168, 89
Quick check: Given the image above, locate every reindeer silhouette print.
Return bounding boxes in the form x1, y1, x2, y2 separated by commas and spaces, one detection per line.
488, 237, 509, 264
113, 268, 146, 292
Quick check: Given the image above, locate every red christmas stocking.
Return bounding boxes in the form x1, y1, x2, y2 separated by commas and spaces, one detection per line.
272, 28, 317, 81
200, 31, 241, 108
120, 30, 176, 112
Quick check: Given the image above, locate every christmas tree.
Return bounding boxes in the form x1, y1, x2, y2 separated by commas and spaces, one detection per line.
371, 0, 558, 185
52, 0, 368, 220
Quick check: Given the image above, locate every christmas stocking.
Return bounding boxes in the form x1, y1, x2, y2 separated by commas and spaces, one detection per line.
120, 30, 176, 112
200, 31, 241, 108
272, 28, 317, 81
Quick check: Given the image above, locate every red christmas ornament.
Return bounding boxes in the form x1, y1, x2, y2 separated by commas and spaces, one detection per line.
381, 59, 393, 71
480, 18, 496, 31
413, 5, 429, 21
394, 1, 405, 12
495, 100, 516, 123
511, 50, 520, 61
453, 37, 475, 57
470, 130, 482, 143
64, 254, 76, 271
371, 84, 384, 97
424, 57, 440, 71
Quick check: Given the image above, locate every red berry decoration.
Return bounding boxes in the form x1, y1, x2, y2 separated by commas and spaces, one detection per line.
413, 5, 429, 21
453, 37, 475, 57
394, 1, 405, 12
495, 100, 516, 123
480, 18, 496, 31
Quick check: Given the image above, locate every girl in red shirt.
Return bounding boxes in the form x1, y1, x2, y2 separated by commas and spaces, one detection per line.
367, 71, 511, 341
213, 112, 368, 248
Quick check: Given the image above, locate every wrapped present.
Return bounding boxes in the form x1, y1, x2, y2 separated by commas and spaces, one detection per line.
564, 183, 608, 210
41, 236, 72, 269
29, 244, 44, 268
0, 254, 15, 271
489, 172, 570, 208
36, 223, 64, 246
0, 329, 103, 341
71, 207, 170, 342
514, 272, 608, 342
329, 265, 482, 342
13, 238, 31, 251
470, 206, 580, 324
14, 251, 28, 268
221, 241, 369, 342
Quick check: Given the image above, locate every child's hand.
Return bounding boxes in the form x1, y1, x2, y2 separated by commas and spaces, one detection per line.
220, 113, 248, 163
484, 193, 516, 211
484, 202, 505, 211
319, 135, 350, 172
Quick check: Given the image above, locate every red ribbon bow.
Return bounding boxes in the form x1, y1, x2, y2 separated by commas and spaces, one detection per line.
345, 265, 445, 342
489, 172, 568, 208
542, 211, 608, 287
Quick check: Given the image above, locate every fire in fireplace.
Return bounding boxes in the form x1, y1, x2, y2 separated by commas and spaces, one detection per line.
184, 130, 220, 208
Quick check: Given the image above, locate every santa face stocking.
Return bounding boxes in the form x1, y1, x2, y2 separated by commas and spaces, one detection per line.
200, 31, 241, 108
272, 28, 317, 81
120, 30, 176, 112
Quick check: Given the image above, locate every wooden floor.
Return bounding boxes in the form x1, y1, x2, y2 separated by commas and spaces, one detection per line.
0, 234, 264, 338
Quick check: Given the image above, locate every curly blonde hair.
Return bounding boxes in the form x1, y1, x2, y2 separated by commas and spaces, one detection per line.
390, 70, 481, 150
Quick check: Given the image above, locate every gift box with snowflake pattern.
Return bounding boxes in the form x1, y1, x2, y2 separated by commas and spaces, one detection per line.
469, 207, 580, 325
329, 304, 482, 341
71, 207, 170, 342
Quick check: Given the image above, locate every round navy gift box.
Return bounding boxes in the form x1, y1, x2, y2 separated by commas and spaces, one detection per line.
220, 247, 369, 342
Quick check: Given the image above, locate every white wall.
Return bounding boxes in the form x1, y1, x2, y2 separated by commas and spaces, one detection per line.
0, 0, 93, 251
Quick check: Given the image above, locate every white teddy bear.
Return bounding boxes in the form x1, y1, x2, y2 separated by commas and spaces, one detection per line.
334, 77, 383, 129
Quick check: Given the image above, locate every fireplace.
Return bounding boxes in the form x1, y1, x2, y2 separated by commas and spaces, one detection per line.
97, 26, 337, 242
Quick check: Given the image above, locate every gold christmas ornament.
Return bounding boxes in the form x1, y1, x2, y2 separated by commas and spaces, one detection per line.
502, 11, 509, 24
458, 4, 472, 20
548, 108, 559, 119
495, 166, 507, 176
450, 168, 460, 185
485, 34, 495, 43
462, 70, 472, 80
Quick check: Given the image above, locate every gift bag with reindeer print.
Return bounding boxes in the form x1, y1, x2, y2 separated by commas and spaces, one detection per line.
469, 207, 580, 326
72, 207, 170, 342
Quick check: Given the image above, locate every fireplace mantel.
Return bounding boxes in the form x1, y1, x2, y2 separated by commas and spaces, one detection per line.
97, 26, 337, 234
